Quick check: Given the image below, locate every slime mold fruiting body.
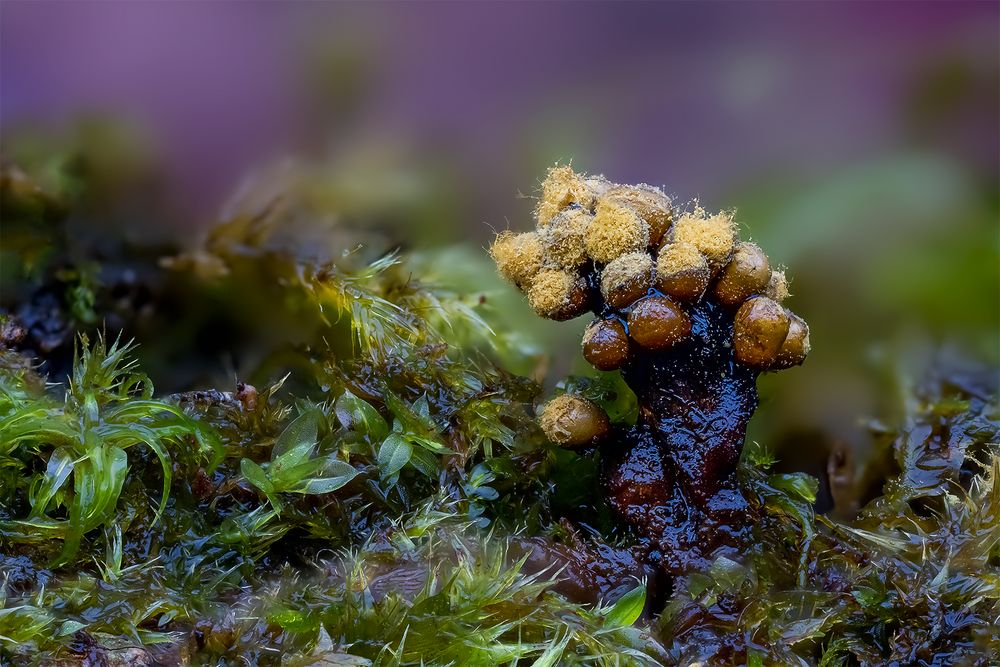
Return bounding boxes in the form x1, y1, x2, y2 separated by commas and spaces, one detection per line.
493, 166, 810, 583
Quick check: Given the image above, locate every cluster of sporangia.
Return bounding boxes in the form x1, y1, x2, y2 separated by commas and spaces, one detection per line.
492, 165, 810, 584
492, 165, 808, 387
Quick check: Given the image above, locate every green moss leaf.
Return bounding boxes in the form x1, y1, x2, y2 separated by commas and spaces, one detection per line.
240, 458, 275, 497
769, 472, 819, 504
603, 584, 646, 629
378, 433, 412, 478
273, 409, 322, 460
385, 392, 439, 438
29, 447, 74, 518
334, 390, 388, 440
299, 459, 358, 494
531, 632, 571, 667
272, 441, 318, 480
408, 447, 439, 478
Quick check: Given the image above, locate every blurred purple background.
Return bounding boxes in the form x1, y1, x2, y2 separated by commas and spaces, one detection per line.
3, 1, 998, 489
4, 1, 996, 221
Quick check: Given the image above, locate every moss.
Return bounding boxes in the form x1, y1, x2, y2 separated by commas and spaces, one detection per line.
3, 146, 996, 667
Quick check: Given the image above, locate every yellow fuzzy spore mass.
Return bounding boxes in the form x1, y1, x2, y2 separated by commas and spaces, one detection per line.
584, 198, 649, 264
527, 269, 576, 317
600, 252, 654, 305
541, 208, 592, 269
535, 165, 599, 226
490, 231, 545, 289
656, 242, 706, 276
605, 184, 673, 245
671, 208, 737, 272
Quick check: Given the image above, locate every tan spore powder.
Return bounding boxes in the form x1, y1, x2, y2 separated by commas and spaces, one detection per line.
585, 198, 649, 264
656, 242, 710, 301
671, 208, 736, 271
605, 184, 673, 246
527, 269, 577, 317
535, 165, 598, 226
657, 242, 705, 276
490, 231, 545, 288
600, 252, 654, 308
539, 394, 609, 446
541, 208, 592, 269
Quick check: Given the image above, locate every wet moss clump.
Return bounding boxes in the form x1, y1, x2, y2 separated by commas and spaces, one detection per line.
1, 150, 998, 666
